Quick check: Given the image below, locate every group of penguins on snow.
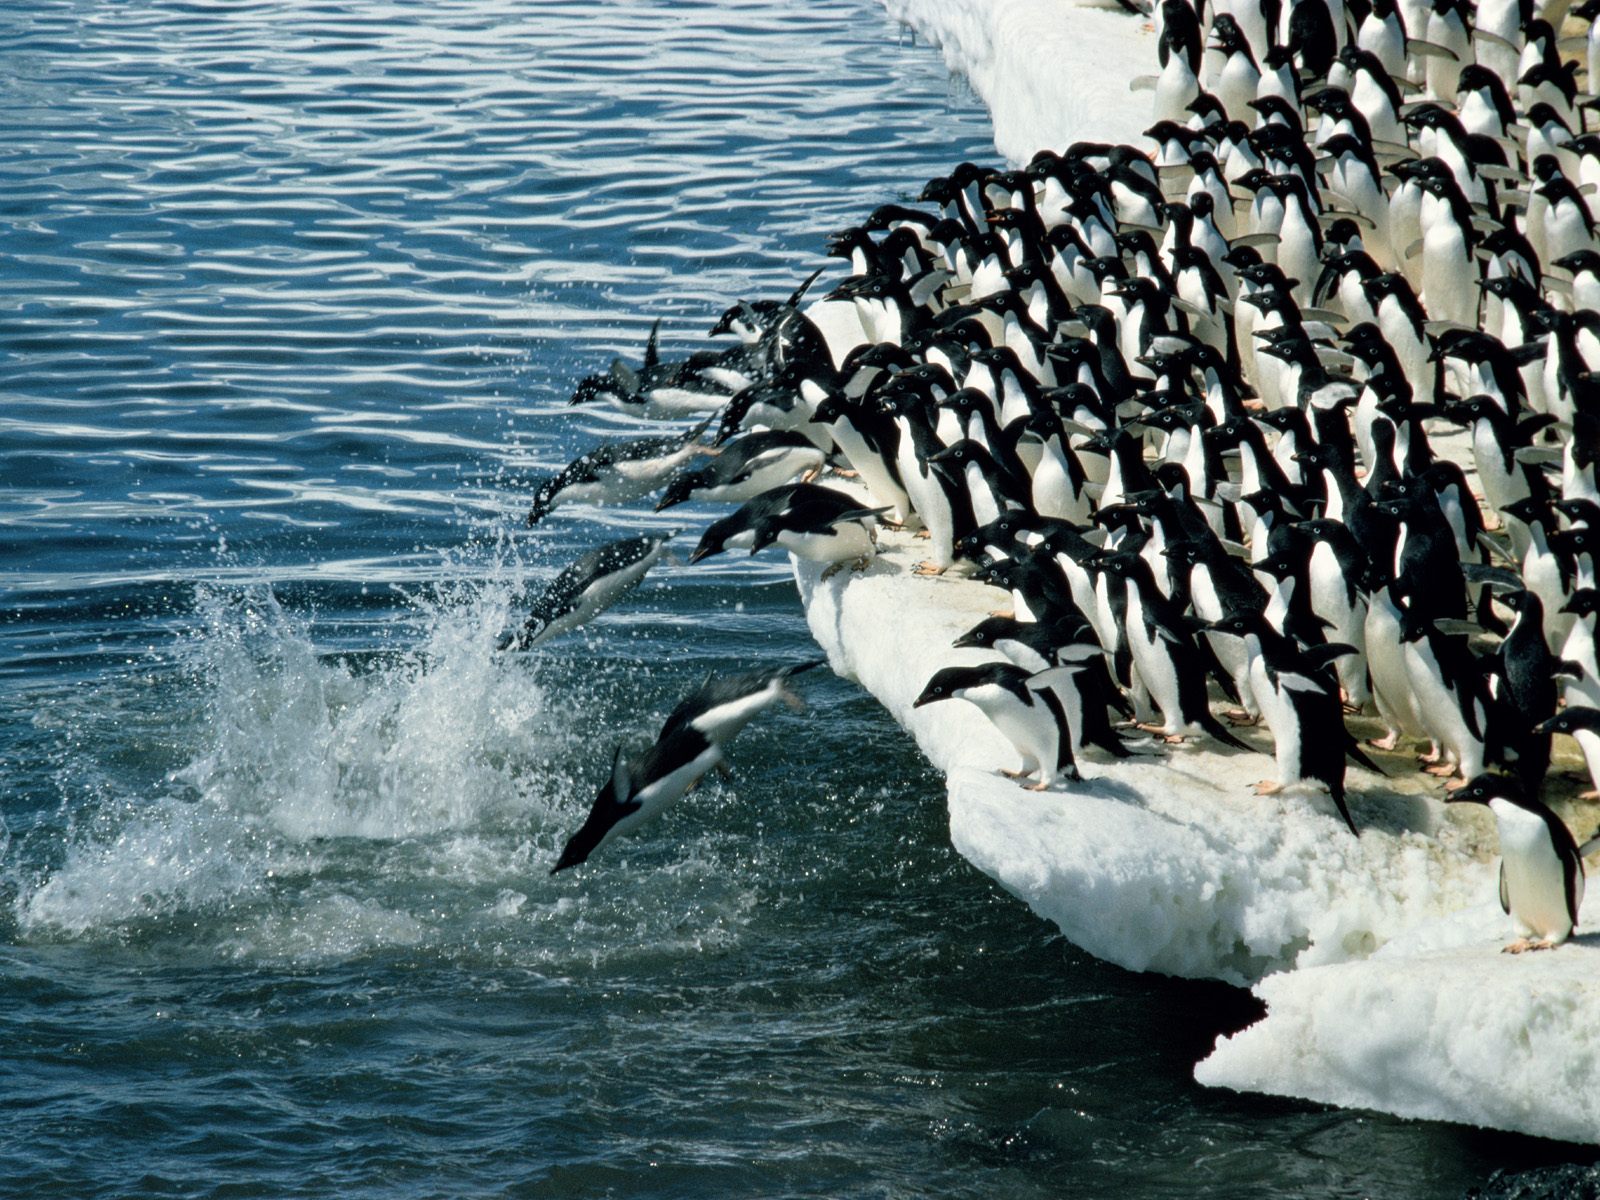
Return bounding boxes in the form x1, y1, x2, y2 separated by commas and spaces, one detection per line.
513, 0, 1600, 949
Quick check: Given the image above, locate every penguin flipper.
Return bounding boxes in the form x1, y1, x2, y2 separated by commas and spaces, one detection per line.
1499, 861, 1510, 917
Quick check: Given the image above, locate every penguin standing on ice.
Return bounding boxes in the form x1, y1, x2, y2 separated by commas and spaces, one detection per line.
1205, 610, 1375, 836
1446, 774, 1586, 952
1097, 551, 1254, 750
913, 662, 1079, 789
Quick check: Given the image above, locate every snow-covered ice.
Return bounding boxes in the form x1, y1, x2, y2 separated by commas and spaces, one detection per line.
822, 0, 1600, 1152
796, 538, 1600, 1142
882, 0, 1155, 163
1197, 908, 1600, 1146
796, 536, 1500, 985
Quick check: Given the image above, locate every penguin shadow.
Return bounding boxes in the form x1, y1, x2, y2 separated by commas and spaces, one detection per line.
1059, 771, 1144, 804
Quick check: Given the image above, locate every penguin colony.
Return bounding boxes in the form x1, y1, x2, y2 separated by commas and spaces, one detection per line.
515, 0, 1600, 951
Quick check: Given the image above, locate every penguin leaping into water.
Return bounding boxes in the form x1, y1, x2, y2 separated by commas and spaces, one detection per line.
551, 661, 822, 873
499, 533, 673, 651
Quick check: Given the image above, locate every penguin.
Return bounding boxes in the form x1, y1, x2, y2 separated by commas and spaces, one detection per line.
1097, 550, 1255, 749
912, 662, 1080, 788
568, 320, 744, 417
526, 420, 714, 526
952, 617, 1136, 760
551, 661, 820, 873
1205, 610, 1375, 835
808, 387, 914, 525
746, 491, 886, 579
687, 482, 858, 564
499, 533, 673, 651
654, 430, 826, 511
1445, 774, 1586, 951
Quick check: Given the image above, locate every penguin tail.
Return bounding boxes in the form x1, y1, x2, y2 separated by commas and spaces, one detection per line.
1345, 739, 1387, 777
1329, 786, 1361, 839
1090, 730, 1135, 759
1201, 712, 1256, 753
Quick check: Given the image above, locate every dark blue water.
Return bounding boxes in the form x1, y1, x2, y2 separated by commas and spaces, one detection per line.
0, 1, 1587, 1195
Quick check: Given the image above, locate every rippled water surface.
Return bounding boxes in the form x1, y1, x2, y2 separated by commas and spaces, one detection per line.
1, 1, 1590, 1196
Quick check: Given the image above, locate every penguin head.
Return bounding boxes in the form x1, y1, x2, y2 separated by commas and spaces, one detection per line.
1548, 526, 1596, 560
1534, 706, 1600, 738
912, 663, 1021, 708
1304, 87, 1351, 119
689, 509, 756, 563
1443, 773, 1524, 808
1501, 496, 1554, 530
953, 615, 1025, 651
1552, 249, 1600, 278
1207, 13, 1246, 54
1554, 499, 1600, 529
1437, 393, 1500, 426
1202, 611, 1265, 639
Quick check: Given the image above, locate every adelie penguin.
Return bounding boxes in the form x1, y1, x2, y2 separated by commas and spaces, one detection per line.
913, 662, 1079, 789
655, 430, 825, 511
1447, 774, 1587, 952
551, 661, 821, 873
499, 534, 673, 651
1205, 610, 1377, 836
526, 419, 714, 526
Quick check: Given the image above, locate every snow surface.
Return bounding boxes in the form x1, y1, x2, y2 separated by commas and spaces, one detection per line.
881, 0, 1155, 164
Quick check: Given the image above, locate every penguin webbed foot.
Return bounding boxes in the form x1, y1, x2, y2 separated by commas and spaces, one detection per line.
914, 529, 931, 540
1224, 709, 1259, 726
1368, 730, 1402, 751
913, 561, 948, 576
1501, 938, 1556, 954
1253, 779, 1284, 796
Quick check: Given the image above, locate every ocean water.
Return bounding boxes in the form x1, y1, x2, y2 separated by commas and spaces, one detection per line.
0, 1, 1592, 1195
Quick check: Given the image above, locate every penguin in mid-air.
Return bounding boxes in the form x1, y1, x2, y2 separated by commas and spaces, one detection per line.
551, 661, 820, 872
499, 534, 673, 651
1447, 774, 1587, 952
526, 421, 713, 526
655, 430, 825, 511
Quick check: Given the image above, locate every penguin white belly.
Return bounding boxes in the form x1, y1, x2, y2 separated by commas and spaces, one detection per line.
1249, 657, 1304, 785
1365, 594, 1424, 738
825, 424, 913, 525
964, 461, 1004, 528
1309, 544, 1368, 705
1491, 800, 1580, 942
1403, 642, 1485, 777
1031, 448, 1089, 523
969, 686, 1060, 785
714, 447, 827, 504
776, 521, 874, 565
600, 745, 722, 852
898, 447, 954, 569
1422, 222, 1474, 328
1124, 593, 1186, 735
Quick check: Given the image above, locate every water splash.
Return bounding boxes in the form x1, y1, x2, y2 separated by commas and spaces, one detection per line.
13, 578, 564, 942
